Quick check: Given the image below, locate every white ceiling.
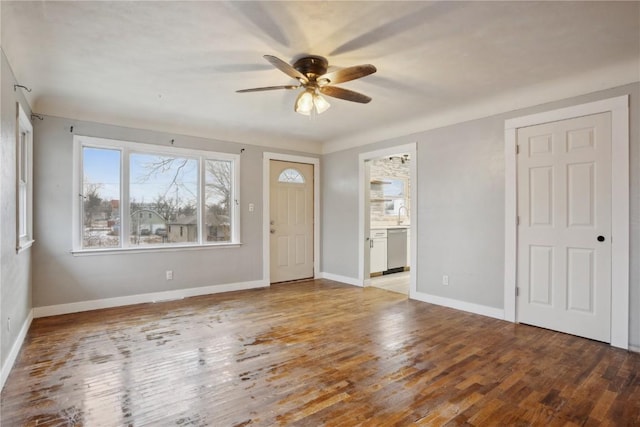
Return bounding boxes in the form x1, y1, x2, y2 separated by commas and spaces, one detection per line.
2, 1, 639, 153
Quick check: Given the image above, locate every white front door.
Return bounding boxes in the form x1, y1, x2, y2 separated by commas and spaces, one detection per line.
269, 160, 314, 283
517, 112, 612, 342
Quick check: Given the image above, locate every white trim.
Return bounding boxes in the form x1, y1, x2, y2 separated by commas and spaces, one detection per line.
503, 127, 517, 322
318, 272, 362, 287
16, 239, 34, 253
33, 279, 268, 318
263, 153, 320, 284
1, 310, 33, 390
358, 143, 417, 296
71, 242, 241, 256
412, 291, 505, 320
504, 95, 629, 349
629, 345, 640, 354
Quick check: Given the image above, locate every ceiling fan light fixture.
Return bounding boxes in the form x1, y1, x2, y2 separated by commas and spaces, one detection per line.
295, 89, 314, 115
239, 54, 376, 115
313, 93, 331, 114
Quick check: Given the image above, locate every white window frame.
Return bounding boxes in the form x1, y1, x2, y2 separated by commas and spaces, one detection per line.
16, 103, 34, 253
72, 135, 241, 253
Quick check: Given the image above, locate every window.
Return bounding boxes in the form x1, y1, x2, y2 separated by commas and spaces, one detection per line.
17, 103, 33, 252
73, 135, 240, 252
278, 168, 305, 183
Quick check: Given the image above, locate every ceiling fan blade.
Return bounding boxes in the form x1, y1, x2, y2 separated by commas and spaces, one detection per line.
236, 85, 299, 93
263, 55, 309, 84
319, 86, 372, 104
319, 64, 377, 85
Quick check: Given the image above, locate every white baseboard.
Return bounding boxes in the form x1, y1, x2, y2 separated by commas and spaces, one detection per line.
629, 345, 640, 353
33, 279, 269, 318
1, 309, 33, 391
410, 290, 505, 320
318, 272, 363, 287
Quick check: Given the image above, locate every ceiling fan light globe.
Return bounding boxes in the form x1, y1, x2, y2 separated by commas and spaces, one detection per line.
313, 94, 331, 114
295, 89, 314, 115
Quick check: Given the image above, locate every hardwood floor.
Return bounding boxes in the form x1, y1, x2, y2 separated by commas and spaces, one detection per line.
2, 279, 639, 426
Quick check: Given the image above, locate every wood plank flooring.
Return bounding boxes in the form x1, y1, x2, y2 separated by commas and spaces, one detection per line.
2, 279, 639, 426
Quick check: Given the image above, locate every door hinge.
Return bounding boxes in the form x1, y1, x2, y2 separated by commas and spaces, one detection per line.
517, 216, 520, 225
516, 144, 520, 154
516, 287, 520, 297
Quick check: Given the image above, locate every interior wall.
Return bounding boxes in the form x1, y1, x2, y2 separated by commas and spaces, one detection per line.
321, 82, 640, 348
0, 50, 33, 370
31, 115, 317, 308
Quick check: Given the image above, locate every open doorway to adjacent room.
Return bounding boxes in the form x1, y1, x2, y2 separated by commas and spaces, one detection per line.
359, 143, 416, 297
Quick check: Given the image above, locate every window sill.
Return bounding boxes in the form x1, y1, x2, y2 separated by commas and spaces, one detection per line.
71, 242, 242, 256
17, 239, 35, 254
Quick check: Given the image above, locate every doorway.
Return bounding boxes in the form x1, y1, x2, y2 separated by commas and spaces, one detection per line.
504, 95, 629, 349
517, 112, 612, 342
359, 143, 417, 297
269, 160, 314, 283
263, 153, 320, 285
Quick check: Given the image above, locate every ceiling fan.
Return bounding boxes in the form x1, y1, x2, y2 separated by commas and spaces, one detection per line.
236, 55, 377, 115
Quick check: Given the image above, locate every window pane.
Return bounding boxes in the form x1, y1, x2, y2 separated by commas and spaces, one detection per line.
18, 133, 28, 237
278, 168, 305, 183
205, 159, 232, 242
130, 153, 198, 245
19, 183, 27, 237
19, 132, 27, 183
82, 147, 121, 248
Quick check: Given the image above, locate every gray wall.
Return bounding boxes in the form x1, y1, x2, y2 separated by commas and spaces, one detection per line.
32, 115, 317, 307
1, 50, 33, 369
321, 82, 640, 347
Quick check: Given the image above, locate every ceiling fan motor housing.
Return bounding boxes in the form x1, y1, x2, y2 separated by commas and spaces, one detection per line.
293, 56, 328, 80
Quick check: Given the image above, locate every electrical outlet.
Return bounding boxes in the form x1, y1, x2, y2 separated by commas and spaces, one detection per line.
442, 275, 449, 286
166, 270, 173, 280
249, 203, 255, 212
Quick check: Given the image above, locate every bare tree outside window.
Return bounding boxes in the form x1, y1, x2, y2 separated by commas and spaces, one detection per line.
130, 154, 198, 245
82, 148, 120, 248
206, 160, 232, 241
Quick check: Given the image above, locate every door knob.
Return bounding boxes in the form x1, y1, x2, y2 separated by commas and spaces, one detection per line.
597, 235, 605, 242
270, 229, 276, 234
270, 220, 275, 225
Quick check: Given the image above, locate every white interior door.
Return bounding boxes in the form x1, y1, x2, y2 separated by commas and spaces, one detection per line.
269, 160, 314, 283
517, 112, 612, 342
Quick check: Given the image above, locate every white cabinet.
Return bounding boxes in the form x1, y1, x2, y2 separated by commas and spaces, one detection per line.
370, 229, 387, 274
406, 228, 411, 267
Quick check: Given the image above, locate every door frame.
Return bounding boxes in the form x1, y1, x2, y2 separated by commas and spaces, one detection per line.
504, 95, 629, 349
358, 142, 417, 297
263, 153, 320, 284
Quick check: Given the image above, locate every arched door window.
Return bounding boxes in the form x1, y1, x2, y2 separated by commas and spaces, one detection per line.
278, 168, 305, 184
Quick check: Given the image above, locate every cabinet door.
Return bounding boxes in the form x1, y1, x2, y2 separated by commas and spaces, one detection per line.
370, 238, 387, 273
406, 229, 410, 267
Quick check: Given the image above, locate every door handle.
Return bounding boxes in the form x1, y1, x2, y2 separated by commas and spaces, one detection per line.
597, 235, 605, 242
270, 220, 275, 225
270, 229, 276, 234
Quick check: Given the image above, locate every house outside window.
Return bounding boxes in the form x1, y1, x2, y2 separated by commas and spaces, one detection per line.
73, 135, 240, 252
